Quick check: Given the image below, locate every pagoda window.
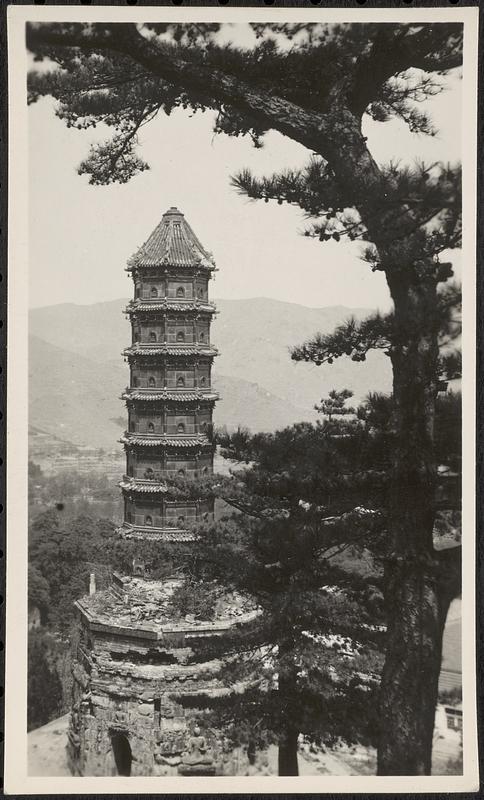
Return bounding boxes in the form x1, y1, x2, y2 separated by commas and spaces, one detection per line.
177, 376, 185, 387
177, 515, 185, 524
202, 466, 209, 476
199, 331, 205, 342
198, 288, 204, 298
129, 419, 135, 432
176, 286, 185, 298
199, 377, 206, 387
150, 287, 158, 298
144, 467, 154, 479
148, 422, 155, 433
149, 331, 157, 342
145, 515, 153, 526
178, 469, 186, 477
177, 423, 186, 434
132, 376, 138, 387
148, 376, 156, 387
176, 331, 185, 342
135, 285, 141, 298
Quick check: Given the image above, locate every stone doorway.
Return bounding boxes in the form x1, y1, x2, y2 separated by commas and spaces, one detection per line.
111, 733, 132, 776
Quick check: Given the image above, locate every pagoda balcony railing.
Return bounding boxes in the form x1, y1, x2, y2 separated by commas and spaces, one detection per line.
123, 386, 218, 397
122, 512, 200, 528
127, 423, 209, 435
123, 342, 218, 356
126, 467, 212, 481
133, 335, 211, 346
130, 339, 213, 347
120, 431, 212, 447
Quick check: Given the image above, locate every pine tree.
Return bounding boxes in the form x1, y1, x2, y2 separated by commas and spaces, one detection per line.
26, 22, 464, 774
173, 386, 460, 774
174, 415, 387, 774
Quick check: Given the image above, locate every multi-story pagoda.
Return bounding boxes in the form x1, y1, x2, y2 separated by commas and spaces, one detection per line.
67, 209, 259, 778
119, 206, 219, 540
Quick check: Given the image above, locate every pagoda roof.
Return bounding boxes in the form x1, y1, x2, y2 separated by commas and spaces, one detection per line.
126, 299, 216, 314
122, 389, 219, 402
77, 579, 259, 638
120, 432, 210, 448
127, 207, 215, 271
119, 477, 168, 493
123, 343, 218, 358
117, 523, 196, 542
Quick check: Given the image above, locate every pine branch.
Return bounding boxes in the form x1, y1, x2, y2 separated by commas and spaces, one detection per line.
291, 312, 392, 366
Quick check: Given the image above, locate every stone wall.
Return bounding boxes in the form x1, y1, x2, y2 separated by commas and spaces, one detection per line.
67, 626, 243, 777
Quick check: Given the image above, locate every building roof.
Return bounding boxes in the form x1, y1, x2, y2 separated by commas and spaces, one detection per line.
116, 522, 196, 542
77, 578, 259, 638
126, 299, 216, 314
127, 207, 215, 271
122, 389, 219, 402
123, 343, 218, 358
120, 433, 210, 448
119, 478, 169, 493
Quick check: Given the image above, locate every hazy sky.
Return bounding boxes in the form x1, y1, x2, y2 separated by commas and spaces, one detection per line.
28, 33, 462, 311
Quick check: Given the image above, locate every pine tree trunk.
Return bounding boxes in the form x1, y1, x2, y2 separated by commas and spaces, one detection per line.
377, 564, 452, 774
278, 727, 299, 776
376, 272, 456, 775
277, 637, 299, 776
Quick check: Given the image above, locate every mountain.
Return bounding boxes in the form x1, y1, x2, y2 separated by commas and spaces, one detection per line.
212, 298, 391, 413
29, 297, 392, 417
29, 334, 129, 450
29, 335, 308, 449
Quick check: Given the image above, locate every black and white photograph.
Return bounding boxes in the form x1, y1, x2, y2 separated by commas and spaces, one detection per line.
4, 5, 479, 792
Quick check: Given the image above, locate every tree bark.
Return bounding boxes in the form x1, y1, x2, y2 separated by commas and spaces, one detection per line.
376, 271, 461, 775
278, 727, 299, 776
377, 562, 455, 775
277, 637, 299, 776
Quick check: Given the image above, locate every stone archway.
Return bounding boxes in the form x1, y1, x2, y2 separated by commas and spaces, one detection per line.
111, 733, 132, 776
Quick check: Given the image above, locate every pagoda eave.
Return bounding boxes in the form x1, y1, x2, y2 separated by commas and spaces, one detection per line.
116, 522, 196, 542
121, 389, 219, 403
123, 345, 218, 358
126, 261, 217, 273
125, 301, 217, 315
119, 478, 169, 493
120, 432, 212, 448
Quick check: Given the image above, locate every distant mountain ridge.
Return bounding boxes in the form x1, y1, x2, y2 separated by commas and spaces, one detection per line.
29, 297, 392, 448
29, 335, 311, 449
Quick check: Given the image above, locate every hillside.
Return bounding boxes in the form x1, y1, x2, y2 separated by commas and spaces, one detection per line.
29, 335, 308, 448
30, 297, 392, 416
212, 298, 391, 412
29, 335, 129, 450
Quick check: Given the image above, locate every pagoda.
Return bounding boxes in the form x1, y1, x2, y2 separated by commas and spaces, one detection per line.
119, 206, 219, 539
66, 209, 258, 778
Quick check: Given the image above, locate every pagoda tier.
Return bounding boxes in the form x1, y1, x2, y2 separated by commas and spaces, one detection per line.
120, 207, 219, 541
